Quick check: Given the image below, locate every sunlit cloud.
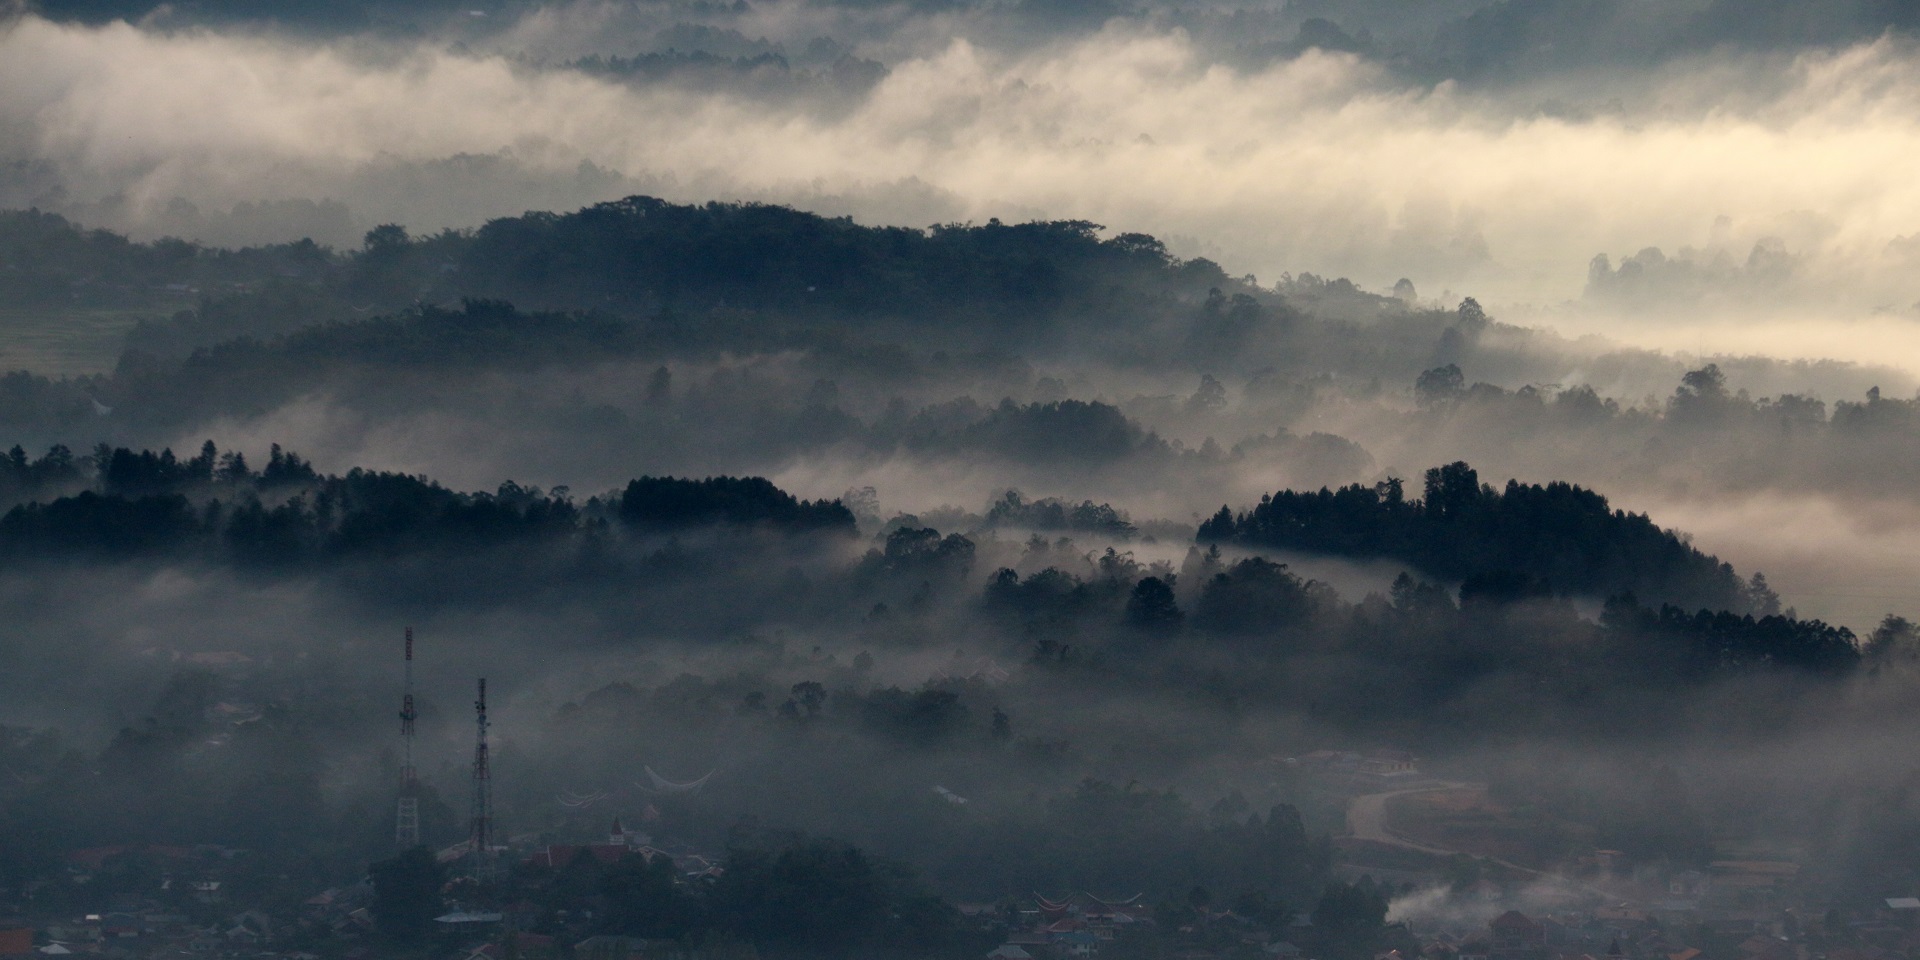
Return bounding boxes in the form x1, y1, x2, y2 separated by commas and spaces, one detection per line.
6, 13, 1920, 362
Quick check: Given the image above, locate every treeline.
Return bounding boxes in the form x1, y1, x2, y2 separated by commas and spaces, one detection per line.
1415, 361, 1917, 435
373, 832, 979, 959
1198, 460, 1769, 613
983, 489, 1138, 538
0, 442, 853, 566
1397, 362, 1920, 499
94, 196, 1261, 362
15, 200, 1918, 470
451, 197, 1232, 335
621, 476, 855, 534
0, 209, 337, 308
978, 545, 1859, 740
0, 442, 1876, 735
2, 299, 1205, 475
109, 300, 656, 430
31, 199, 1920, 509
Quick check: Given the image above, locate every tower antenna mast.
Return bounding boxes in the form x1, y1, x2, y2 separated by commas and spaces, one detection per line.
468, 677, 495, 882
395, 628, 420, 847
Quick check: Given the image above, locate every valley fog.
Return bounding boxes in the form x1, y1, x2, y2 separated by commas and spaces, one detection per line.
4, 2, 1920, 959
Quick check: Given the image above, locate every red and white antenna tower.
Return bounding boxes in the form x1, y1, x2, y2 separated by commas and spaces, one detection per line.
395, 628, 420, 847
468, 677, 495, 882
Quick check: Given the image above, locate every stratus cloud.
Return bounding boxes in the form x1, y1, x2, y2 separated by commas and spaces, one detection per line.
7, 14, 1920, 348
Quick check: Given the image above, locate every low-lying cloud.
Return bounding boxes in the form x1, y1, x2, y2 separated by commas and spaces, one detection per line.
8, 12, 1920, 363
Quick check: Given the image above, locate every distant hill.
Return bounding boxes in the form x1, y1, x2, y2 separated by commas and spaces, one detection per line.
1199, 460, 1770, 614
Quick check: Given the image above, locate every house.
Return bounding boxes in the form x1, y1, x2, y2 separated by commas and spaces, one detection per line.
1670, 872, 1710, 897
0, 927, 30, 957
958, 904, 1002, 930
1709, 862, 1798, 883
1047, 918, 1089, 937
674, 853, 725, 880
227, 909, 272, 941
304, 888, 345, 915
335, 906, 375, 934
1036, 892, 1150, 924
1738, 935, 1794, 960
1540, 918, 1574, 947
1056, 930, 1100, 956
1289, 749, 1422, 784
1594, 907, 1648, 925
64, 845, 195, 873
1707, 862, 1799, 904
473, 932, 558, 960
434, 910, 504, 928
41, 919, 98, 944
526, 844, 631, 869
988, 946, 1035, 960
574, 935, 650, 960
514, 932, 558, 957
1491, 912, 1548, 960
100, 912, 143, 939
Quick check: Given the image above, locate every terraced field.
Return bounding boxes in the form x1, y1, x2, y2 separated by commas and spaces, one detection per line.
0, 307, 153, 377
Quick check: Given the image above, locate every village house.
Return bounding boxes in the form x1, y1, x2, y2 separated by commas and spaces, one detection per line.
1490, 911, 1549, 960
0, 927, 31, 958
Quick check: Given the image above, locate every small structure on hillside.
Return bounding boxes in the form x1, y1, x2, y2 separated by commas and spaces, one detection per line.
1490, 911, 1548, 960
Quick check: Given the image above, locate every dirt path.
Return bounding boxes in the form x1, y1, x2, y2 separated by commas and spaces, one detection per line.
1345, 785, 1621, 901
1345, 783, 1470, 855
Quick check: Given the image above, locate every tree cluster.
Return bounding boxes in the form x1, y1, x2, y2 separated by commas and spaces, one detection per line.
1198, 460, 1769, 612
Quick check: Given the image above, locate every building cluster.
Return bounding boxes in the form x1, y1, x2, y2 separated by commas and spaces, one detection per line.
518, 819, 722, 882
1284, 751, 1429, 790
973, 893, 1155, 960
0, 841, 364, 960
0, 819, 736, 960
1392, 860, 1920, 960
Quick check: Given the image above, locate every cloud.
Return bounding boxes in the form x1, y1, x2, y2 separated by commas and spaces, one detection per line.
8, 13, 1920, 361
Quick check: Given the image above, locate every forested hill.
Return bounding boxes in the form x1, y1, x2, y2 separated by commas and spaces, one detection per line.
1199, 461, 1771, 614
0, 440, 1871, 738
451, 197, 1237, 327
0, 443, 852, 567
2, 200, 1333, 362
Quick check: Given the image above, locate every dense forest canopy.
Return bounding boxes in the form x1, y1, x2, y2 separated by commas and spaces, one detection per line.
1197, 461, 1770, 613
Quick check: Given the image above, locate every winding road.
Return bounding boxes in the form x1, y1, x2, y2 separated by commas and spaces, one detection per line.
1345, 782, 1471, 854
1344, 783, 1622, 900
